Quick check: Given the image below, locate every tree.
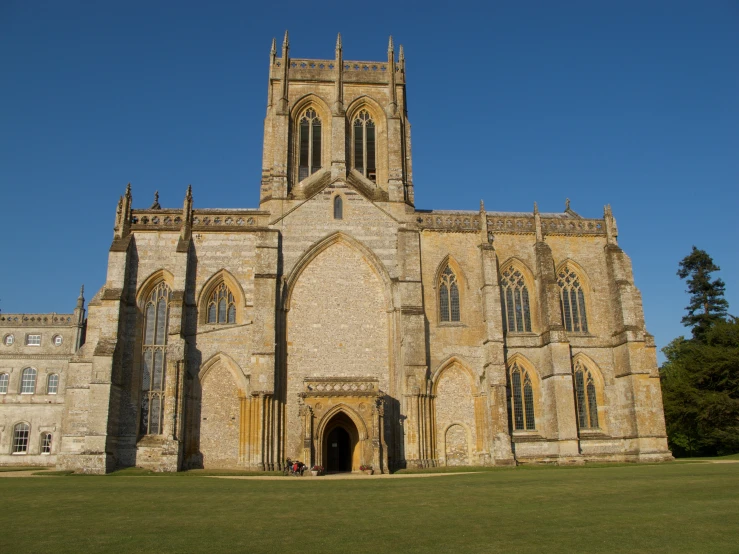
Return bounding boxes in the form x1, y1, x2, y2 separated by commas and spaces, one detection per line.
677, 246, 729, 341
660, 318, 739, 457
660, 247, 736, 457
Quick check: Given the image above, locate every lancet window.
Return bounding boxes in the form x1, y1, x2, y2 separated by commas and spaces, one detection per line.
501, 265, 532, 333
298, 108, 321, 181
574, 360, 599, 429
334, 195, 343, 220
353, 110, 376, 182
439, 266, 460, 323
140, 282, 171, 436
207, 283, 236, 325
557, 264, 589, 333
510, 362, 536, 431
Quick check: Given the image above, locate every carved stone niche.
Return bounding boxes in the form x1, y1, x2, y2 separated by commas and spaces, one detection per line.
299, 377, 388, 474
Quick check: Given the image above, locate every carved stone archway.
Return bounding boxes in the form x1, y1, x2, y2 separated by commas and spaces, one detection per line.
298, 377, 388, 473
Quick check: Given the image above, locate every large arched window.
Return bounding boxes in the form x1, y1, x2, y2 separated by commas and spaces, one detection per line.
20, 368, 37, 394
439, 266, 460, 323
141, 281, 171, 436
206, 282, 236, 325
557, 264, 589, 333
501, 265, 532, 333
0, 373, 8, 394
574, 360, 599, 429
13, 422, 30, 454
510, 362, 536, 431
353, 109, 376, 182
298, 108, 321, 181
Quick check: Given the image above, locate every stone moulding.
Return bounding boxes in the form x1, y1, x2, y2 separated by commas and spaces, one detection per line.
302, 377, 380, 397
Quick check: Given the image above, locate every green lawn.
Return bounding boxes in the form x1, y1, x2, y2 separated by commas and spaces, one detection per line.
2, 462, 738, 553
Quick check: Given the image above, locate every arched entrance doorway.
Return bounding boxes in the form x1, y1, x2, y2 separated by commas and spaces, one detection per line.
322, 412, 359, 473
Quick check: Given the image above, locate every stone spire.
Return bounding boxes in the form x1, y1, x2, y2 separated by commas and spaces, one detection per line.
279, 31, 290, 112
267, 38, 276, 108
333, 32, 344, 114
604, 204, 618, 245
387, 36, 397, 115
534, 202, 543, 242
114, 183, 133, 239
399, 44, 405, 73
76, 285, 85, 311
180, 185, 193, 243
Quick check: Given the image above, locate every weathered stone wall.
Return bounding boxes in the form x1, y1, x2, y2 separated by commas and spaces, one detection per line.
434, 364, 477, 466
199, 362, 241, 468
286, 240, 389, 459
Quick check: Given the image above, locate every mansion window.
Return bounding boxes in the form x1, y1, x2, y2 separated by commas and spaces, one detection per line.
141, 282, 171, 436
0, 373, 8, 394
574, 361, 599, 429
41, 433, 52, 454
439, 266, 460, 323
13, 423, 30, 454
510, 363, 536, 431
353, 109, 376, 182
26, 334, 41, 346
298, 108, 321, 181
501, 266, 532, 333
557, 264, 589, 333
207, 283, 236, 325
47, 374, 59, 395
20, 368, 37, 394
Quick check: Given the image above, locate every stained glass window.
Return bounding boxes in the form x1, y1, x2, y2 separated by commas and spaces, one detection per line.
510, 363, 536, 430
439, 266, 460, 322
206, 283, 236, 324
298, 108, 321, 181
353, 110, 376, 182
141, 281, 170, 435
557, 265, 589, 333
574, 361, 599, 429
501, 265, 532, 333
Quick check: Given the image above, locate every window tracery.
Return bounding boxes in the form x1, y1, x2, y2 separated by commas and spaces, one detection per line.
207, 282, 236, 325
557, 264, 589, 333
141, 281, 171, 436
298, 107, 321, 181
439, 266, 460, 322
353, 109, 376, 182
501, 265, 532, 333
510, 362, 536, 431
574, 360, 599, 429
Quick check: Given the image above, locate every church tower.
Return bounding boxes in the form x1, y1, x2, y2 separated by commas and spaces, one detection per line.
260, 34, 414, 210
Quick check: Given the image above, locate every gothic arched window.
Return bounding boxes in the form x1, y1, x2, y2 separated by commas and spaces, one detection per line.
13, 422, 30, 453
501, 265, 532, 333
207, 283, 236, 325
353, 109, 376, 182
557, 264, 589, 333
141, 281, 171, 436
20, 368, 37, 394
574, 360, 599, 429
299, 108, 321, 181
334, 195, 343, 220
439, 266, 460, 323
510, 362, 536, 431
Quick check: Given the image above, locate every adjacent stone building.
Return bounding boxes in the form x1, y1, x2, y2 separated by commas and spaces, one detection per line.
0, 34, 672, 472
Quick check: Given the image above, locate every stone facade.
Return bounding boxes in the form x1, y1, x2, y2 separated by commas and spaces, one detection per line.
0, 34, 671, 473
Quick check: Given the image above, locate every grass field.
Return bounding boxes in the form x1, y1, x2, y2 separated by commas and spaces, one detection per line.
2, 462, 737, 553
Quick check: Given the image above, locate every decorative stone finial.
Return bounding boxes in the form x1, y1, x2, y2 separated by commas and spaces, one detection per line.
150, 190, 161, 210
534, 203, 543, 242
565, 198, 570, 211
76, 285, 85, 308
270, 37, 276, 55
399, 44, 405, 61
125, 182, 132, 199
480, 199, 485, 212
388, 35, 394, 53
534, 201, 539, 215
283, 30, 289, 47
336, 32, 342, 50
186, 184, 192, 200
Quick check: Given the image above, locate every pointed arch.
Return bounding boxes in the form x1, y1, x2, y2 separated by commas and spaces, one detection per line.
136, 269, 174, 308
198, 352, 250, 395
555, 260, 592, 333
506, 354, 541, 432
346, 96, 387, 186
196, 269, 246, 325
499, 257, 536, 334
571, 353, 607, 432
291, 94, 331, 187
435, 255, 465, 323
284, 232, 393, 311
431, 356, 479, 395
316, 403, 369, 441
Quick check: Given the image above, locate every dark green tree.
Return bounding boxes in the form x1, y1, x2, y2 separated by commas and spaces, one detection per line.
660, 247, 736, 457
677, 246, 729, 341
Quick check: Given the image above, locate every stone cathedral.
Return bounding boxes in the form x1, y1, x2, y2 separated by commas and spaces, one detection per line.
0, 35, 672, 473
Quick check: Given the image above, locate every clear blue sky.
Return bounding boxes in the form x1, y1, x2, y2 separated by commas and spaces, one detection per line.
1, 1, 737, 362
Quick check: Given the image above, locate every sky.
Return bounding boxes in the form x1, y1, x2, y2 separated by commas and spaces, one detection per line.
1, 1, 737, 362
